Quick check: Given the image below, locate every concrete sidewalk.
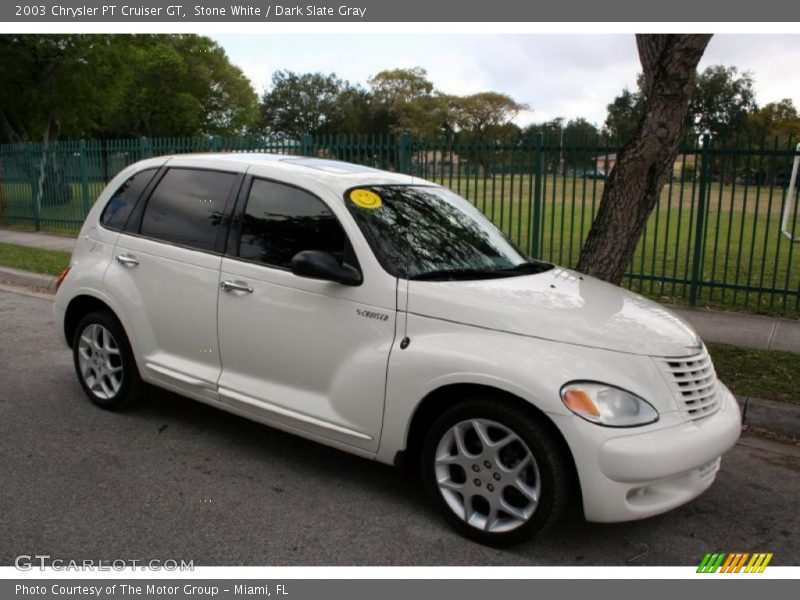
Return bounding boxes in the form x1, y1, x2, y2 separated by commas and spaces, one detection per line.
671, 306, 800, 354
1, 227, 798, 354
0, 227, 76, 253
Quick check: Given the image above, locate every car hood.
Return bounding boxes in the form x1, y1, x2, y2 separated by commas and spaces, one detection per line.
407, 267, 701, 357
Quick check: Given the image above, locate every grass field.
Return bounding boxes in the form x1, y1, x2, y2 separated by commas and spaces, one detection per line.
2, 173, 799, 316
708, 342, 800, 404
0, 242, 71, 276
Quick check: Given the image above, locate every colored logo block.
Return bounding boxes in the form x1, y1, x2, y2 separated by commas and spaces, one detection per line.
697, 552, 773, 573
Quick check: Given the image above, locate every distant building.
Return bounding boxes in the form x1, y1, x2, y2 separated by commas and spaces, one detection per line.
591, 153, 699, 177
413, 149, 468, 176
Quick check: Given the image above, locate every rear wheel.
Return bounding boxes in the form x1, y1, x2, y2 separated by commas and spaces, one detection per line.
421, 398, 574, 546
72, 311, 143, 410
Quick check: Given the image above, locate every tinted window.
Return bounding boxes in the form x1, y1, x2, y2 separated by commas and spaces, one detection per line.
100, 168, 157, 231
239, 179, 346, 268
140, 168, 236, 251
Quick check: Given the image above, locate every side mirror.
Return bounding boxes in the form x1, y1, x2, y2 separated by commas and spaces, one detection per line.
290, 250, 363, 286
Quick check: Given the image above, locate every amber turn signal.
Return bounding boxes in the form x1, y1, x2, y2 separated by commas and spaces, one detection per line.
562, 388, 601, 417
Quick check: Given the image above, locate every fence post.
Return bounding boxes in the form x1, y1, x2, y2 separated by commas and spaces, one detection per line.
399, 132, 411, 174
0, 146, 5, 226
79, 139, 91, 218
139, 137, 151, 159
689, 135, 711, 306
301, 133, 312, 157
530, 132, 545, 259
29, 144, 41, 231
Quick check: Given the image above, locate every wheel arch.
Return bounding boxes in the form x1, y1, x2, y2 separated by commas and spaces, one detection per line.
63, 294, 122, 349
398, 383, 582, 505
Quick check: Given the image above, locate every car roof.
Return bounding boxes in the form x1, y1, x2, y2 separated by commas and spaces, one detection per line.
162, 153, 423, 190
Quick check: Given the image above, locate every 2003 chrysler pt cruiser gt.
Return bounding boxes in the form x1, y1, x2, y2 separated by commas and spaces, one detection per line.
54, 154, 741, 545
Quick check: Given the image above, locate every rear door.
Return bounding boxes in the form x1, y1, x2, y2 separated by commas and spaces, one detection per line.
216, 177, 397, 453
105, 165, 241, 402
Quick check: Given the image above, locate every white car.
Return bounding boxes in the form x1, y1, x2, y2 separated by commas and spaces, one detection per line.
54, 154, 741, 546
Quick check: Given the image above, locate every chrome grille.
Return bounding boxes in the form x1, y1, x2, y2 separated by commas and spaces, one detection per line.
660, 347, 720, 421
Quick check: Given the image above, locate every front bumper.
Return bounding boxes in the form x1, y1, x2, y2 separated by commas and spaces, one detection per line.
552, 383, 741, 522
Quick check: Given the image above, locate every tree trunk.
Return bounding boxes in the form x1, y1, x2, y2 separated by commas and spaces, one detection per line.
0, 147, 5, 224
575, 34, 712, 284
0, 111, 24, 143
34, 115, 52, 217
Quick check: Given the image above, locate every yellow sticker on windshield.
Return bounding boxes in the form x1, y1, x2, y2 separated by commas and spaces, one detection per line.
350, 189, 382, 210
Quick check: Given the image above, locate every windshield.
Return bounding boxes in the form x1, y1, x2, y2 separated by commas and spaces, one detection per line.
344, 185, 553, 280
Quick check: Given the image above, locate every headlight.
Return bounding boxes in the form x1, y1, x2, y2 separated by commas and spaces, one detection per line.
560, 382, 658, 427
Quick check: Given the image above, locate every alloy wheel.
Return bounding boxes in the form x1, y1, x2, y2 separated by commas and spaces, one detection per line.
433, 418, 541, 533
77, 323, 124, 400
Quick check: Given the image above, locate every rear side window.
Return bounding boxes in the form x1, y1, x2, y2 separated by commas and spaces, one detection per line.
140, 168, 236, 251
100, 168, 157, 231
239, 179, 346, 268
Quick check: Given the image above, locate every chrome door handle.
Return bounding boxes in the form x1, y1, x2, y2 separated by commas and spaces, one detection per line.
116, 254, 139, 267
220, 280, 253, 294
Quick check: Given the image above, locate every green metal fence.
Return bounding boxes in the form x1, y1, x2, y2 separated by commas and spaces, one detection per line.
1, 134, 798, 316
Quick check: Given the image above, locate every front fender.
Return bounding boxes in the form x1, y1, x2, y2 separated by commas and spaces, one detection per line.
375, 313, 677, 464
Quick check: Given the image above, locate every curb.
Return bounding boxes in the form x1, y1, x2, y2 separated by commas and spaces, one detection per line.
738, 397, 800, 440
0, 265, 56, 293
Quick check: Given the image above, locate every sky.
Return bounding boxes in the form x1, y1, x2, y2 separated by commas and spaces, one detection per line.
212, 34, 800, 128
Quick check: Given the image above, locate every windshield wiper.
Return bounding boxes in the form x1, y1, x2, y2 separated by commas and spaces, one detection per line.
494, 261, 553, 274
408, 261, 553, 281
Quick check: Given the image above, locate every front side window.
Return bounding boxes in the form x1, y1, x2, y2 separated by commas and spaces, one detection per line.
345, 185, 552, 280
100, 168, 157, 231
238, 179, 346, 269
140, 168, 236, 251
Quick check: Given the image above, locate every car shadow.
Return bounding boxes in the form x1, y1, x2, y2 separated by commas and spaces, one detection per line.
127, 385, 429, 506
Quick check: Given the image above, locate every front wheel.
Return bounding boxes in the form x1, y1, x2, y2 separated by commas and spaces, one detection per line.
421, 398, 574, 546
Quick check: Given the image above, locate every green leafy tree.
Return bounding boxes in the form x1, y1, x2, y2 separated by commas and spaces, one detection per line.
523, 117, 564, 140
0, 35, 127, 212
331, 86, 373, 135
561, 118, 600, 171
691, 65, 756, 140
522, 118, 565, 172
0, 34, 259, 141
450, 92, 526, 176
259, 70, 369, 140
390, 94, 451, 139
0, 35, 122, 142
367, 67, 450, 137
106, 35, 258, 138
603, 85, 645, 142
525, 117, 601, 173
449, 92, 526, 135
748, 99, 800, 141
368, 67, 434, 106
605, 65, 757, 144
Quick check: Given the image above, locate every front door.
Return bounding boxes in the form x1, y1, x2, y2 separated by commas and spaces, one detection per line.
216, 177, 397, 452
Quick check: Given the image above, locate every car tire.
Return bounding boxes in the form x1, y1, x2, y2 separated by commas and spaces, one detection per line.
421, 397, 574, 546
72, 310, 143, 411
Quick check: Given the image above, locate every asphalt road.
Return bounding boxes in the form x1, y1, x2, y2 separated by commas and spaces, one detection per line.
1, 286, 799, 566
